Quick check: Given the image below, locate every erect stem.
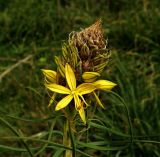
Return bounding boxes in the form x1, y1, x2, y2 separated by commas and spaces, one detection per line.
63, 119, 72, 157
63, 116, 76, 157
68, 119, 76, 157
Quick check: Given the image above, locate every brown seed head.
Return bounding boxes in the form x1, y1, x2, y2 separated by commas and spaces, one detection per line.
69, 19, 107, 59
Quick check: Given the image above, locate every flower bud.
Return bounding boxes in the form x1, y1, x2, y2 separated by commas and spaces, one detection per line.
82, 72, 100, 83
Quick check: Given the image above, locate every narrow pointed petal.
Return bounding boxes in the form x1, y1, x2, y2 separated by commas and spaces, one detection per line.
48, 93, 57, 107
76, 83, 96, 95
74, 94, 86, 124
82, 72, 100, 83
42, 69, 57, 83
55, 94, 73, 111
74, 94, 81, 110
65, 63, 76, 90
45, 84, 71, 94
78, 105, 86, 124
79, 95, 89, 107
93, 80, 117, 90
93, 92, 105, 109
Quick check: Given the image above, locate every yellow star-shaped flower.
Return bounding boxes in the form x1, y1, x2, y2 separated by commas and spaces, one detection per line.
45, 63, 96, 124
42, 64, 117, 123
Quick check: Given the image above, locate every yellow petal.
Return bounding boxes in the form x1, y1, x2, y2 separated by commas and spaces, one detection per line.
82, 72, 100, 83
42, 69, 57, 83
79, 95, 89, 107
55, 94, 73, 110
76, 83, 96, 95
74, 94, 81, 110
93, 92, 105, 109
48, 93, 57, 107
93, 80, 117, 90
45, 84, 71, 94
65, 63, 76, 90
74, 95, 86, 124
78, 105, 86, 124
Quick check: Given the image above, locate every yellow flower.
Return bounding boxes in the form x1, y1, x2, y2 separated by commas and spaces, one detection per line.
45, 63, 96, 124
82, 72, 100, 83
42, 65, 116, 123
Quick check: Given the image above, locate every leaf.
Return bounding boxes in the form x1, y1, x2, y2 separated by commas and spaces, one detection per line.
78, 141, 128, 151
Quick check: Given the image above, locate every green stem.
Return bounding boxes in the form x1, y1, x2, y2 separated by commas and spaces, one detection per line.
63, 119, 72, 157
63, 117, 76, 157
68, 120, 76, 157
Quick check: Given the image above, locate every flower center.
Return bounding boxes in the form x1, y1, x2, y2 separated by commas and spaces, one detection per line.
71, 90, 76, 95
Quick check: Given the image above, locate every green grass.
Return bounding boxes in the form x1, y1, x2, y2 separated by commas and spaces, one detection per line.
0, 0, 160, 156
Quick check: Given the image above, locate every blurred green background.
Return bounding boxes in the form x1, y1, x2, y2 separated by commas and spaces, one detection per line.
0, 0, 160, 156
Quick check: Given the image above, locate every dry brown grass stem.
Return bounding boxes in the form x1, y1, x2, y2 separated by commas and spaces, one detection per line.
0, 55, 33, 82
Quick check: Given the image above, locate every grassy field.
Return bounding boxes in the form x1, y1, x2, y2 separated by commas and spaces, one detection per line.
0, 0, 160, 156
